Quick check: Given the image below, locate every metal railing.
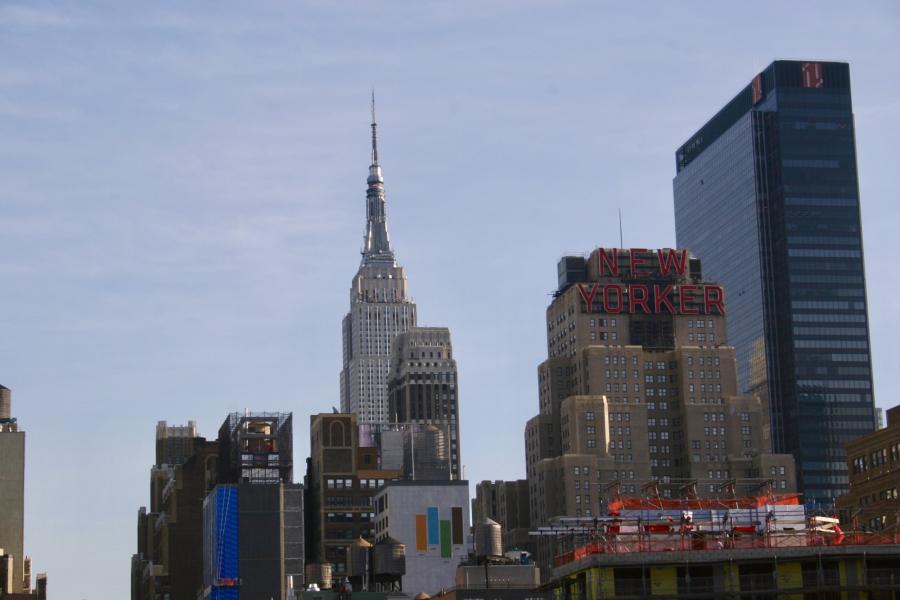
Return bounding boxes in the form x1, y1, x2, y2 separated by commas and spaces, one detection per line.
554, 529, 900, 567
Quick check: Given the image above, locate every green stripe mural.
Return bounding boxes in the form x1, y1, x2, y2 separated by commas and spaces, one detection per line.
439, 520, 452, 558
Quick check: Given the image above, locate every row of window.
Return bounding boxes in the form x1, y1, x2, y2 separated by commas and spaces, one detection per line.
785, 196, 857, 207
788, 248, 861, 258
787, 235, 860, 246
325, 512, 375, 523
688, 384, 723, 393
325, 478, 386, 489
687, 356, 721, 366
691, 454, 727, 463
692, 439, 735, 450
687, 333, 716, 343
688, 370, 721, 380
794, 326, 868, 337
797, 379, 871, 389
603, 353, 630, 365
588, 318, 616, 328
792, 300, 853, 310
687, 320, 714, 328
853, 444, 900, 474
792, 274, 864, 285
795, 339, 868, 349
703, 412, 725, 422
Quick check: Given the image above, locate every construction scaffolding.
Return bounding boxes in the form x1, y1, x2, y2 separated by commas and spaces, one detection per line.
529, 492, 900, 569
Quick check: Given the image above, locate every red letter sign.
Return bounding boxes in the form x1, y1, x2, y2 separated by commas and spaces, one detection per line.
577, 283, 600, 313
629, 248, 649, 277
628, 284, 651, 314
657, 249, 688, 276
598, 248, 618, 277
653, 284, 676, 314
704, 285, 726, 316
679, 285, 699, 315
603, 284, 624, 314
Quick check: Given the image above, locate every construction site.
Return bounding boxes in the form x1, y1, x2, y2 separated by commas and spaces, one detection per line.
533, 482, 900, 599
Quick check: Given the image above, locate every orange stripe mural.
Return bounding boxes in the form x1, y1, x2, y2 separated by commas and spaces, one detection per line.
415, 514, 427, 551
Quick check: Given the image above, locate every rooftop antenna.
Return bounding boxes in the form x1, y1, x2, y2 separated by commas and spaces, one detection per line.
618, 208, 624, 248
370, 89, 378, 165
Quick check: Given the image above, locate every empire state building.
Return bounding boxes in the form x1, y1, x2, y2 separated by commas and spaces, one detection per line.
339, 105, 417, 423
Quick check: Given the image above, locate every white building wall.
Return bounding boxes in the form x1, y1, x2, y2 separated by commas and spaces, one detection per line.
375, 482, 472, 596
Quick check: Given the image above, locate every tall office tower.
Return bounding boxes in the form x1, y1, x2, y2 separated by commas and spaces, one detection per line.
387, 327, 461, 479
673, 60, 875, 505
132, 421, 218, 600
523, 248, 796, 576
0, 385, 26, 594
340, 106, 417, 424
201, 412, 303, 600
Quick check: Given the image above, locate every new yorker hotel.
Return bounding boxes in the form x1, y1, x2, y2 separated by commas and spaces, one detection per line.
525, 248, 795, 532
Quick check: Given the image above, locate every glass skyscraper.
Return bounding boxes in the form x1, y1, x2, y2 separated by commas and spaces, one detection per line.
673, 60, 875, 506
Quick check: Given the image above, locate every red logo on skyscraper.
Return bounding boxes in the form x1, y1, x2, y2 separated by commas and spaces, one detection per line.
751, 74, 763, 104
802, 63, 824, 88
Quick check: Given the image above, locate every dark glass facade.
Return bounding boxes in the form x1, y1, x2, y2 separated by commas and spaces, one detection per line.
674, 61, 875, 506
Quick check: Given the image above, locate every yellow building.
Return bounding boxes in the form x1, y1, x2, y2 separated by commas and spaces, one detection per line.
549, 544, 900, 599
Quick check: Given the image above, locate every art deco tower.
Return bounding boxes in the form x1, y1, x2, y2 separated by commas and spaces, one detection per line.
340, 101, 417, 424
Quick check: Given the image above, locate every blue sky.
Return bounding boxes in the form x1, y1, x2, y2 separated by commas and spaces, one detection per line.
1, 2, 898, 598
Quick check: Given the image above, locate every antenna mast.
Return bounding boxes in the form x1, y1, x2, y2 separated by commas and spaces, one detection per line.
618, 208, 624, 248
370, 89, 378, 165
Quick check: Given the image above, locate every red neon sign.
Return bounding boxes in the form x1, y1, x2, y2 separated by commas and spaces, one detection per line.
575, 248, 725, 315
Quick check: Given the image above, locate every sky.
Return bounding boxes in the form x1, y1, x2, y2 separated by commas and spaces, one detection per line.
1, 1, 899, 598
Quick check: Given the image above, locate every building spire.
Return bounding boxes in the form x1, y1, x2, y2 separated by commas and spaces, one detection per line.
362, 92, 394, 266
371, 89, 379, 166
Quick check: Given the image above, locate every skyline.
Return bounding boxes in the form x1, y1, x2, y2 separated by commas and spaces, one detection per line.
1, 2, 899, 599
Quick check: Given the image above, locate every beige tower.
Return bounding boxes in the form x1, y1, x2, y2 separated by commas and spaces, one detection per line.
0, 385, 26, 594
524, 249, 796, 575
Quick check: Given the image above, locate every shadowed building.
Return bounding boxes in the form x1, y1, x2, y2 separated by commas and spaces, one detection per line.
837, 405, 900, 530
131, 421, 218, 600
306, 413, 401, 579
472, 481, 532, 554
0, 386, 26, 595
388, 327, 461, 479
201, 412, 303, 600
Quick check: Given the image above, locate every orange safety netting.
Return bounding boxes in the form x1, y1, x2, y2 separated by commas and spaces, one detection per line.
553, 528, 900, 568
607, 494, 801, 512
